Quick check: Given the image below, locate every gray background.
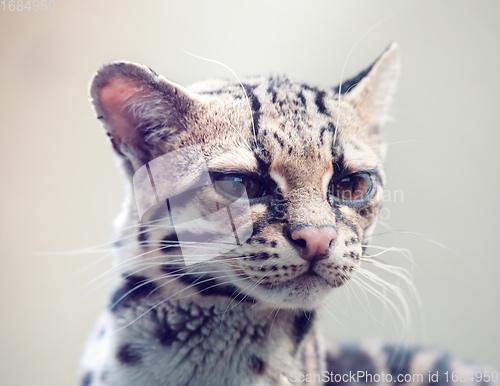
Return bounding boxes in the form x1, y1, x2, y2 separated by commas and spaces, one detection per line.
1, 1, 499, 385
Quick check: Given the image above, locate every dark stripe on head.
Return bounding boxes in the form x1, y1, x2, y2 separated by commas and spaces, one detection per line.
267, 85, 278, 104
243, 84, 262, 135
315, 90, 329, 116
253, 146, 272, 173
297, 91, 306, 107
320, 122, 336, 145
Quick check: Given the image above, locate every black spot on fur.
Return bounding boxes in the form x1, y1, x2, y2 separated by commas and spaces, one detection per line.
270, 240, 277, 248
251, 252, 270, 261
255, 237, 267, 244
273, 132, 285, 147
116, 344, 142, 366
109, 275, 156, 313
251, 220, 266, 237
293, 311, 315, 347
250, 355, 266, 375
81, 372, 93, 386
156, 319, 177, 346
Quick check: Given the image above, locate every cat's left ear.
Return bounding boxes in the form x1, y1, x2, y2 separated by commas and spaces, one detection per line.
89, 61, 201, 169
342, 43, 400, 125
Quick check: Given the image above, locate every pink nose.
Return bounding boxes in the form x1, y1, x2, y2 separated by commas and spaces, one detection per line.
291, 226, 338, 261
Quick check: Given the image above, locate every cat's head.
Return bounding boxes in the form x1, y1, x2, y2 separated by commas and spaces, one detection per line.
90, 44, 400, 310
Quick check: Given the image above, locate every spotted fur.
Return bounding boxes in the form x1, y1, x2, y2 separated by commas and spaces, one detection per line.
80, 44, 497, 385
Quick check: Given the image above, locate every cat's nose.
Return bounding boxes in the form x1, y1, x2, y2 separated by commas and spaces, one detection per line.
291, 226, 338, 261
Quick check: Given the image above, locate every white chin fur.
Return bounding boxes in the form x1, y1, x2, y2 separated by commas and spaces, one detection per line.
238, 275, 333, 310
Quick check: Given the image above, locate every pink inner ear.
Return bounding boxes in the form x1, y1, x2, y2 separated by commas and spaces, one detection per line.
99, 77, 143, 144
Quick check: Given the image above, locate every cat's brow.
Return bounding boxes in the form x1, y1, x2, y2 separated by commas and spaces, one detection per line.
207, 150, 258, 173
336, 164, 379, 177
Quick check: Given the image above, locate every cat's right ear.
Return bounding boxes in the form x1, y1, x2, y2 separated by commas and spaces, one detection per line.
89, 61, 200, 168
342, 43, 400, 126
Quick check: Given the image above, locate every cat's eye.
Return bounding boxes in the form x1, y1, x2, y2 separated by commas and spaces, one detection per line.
330, 172, 372, 202
213, 174, 266, 199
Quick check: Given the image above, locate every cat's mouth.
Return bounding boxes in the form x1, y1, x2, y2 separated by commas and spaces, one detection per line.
296, 270, 330, 287
257, 265, 330, 289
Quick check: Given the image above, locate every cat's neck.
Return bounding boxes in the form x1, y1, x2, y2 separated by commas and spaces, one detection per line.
106, 282, 324, 386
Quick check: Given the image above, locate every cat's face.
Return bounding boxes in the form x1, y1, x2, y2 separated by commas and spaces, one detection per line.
91, 45, 399, 310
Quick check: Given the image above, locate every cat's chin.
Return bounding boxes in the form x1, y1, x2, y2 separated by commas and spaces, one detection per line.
241, 272, 335, 310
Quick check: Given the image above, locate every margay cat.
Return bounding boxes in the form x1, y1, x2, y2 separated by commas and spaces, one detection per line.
80, 44, 497, 386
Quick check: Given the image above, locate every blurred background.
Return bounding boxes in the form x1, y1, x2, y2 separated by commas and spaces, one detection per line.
1, 1, 499, 384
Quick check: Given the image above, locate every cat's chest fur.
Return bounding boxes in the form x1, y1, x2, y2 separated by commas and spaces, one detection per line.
84, 297, 322, 386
